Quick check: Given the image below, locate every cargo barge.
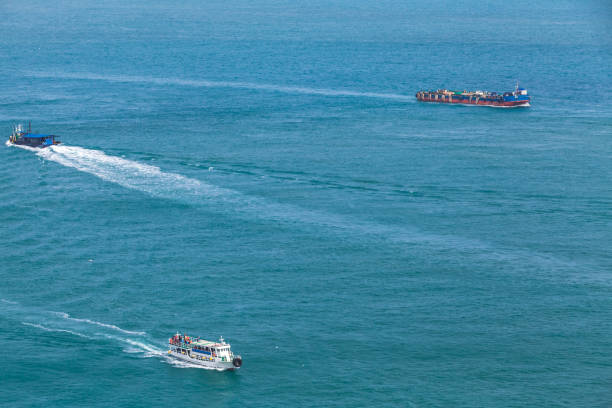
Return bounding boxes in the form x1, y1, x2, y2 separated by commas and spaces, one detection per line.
416, 84, 530, 107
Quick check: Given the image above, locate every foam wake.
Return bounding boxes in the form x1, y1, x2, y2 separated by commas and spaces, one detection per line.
7, 143, 524, 255
22, 321, 184, 367
30, 71, 413, 101
33, 144, 227, 200
7, 143, 457, 248
51, 311, 146, 336
103, 334, 164, 357
22, 322, 93, 339
7, 143, 577, 273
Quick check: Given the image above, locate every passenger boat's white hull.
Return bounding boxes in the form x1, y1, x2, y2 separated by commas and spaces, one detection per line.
167, 348, 237, 371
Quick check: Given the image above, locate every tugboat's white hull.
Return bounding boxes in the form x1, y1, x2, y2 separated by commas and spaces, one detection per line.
167, 349, 237, 371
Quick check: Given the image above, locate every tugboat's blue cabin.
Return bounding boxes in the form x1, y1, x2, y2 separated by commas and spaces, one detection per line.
15, 134, 58, 147
8, 123, 61, 147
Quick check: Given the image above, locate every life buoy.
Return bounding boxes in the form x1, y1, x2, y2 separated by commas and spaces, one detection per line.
232, 356, 243, 368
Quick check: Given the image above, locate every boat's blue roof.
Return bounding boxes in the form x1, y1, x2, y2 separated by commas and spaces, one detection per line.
23, 133, 52, 138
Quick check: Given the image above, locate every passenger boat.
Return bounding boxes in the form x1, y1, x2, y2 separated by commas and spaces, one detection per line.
416, 83, 530, 107
168, 333, 242, 370
7, 123, 61, 148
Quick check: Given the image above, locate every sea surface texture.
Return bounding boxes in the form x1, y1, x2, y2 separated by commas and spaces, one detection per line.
1, 1, 611, 406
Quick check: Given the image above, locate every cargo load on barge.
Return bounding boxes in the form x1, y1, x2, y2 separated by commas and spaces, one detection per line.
416, 83, 530, 107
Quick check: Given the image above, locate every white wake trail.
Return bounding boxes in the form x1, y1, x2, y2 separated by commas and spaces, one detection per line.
12, 303, 217, 369
30, 72, 413, 101
8, 142, 575, 275
8, 143, 474, 248
35, 144, 224, 200
51, 311, 146, 336
103, 334, 164, 357
22, 322, 93, 339
123, 338, 164, 357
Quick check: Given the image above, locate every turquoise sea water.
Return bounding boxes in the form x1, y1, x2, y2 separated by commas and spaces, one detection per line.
1, 1, 611, 406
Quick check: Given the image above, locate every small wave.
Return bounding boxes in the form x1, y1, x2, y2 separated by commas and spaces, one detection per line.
29, 71, 413, 102
22, 322, 92, 339
51, 311, 145, 336
1, 298, 18, 304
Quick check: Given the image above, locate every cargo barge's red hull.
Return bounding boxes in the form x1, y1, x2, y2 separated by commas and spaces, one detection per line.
416, 95, 529, 107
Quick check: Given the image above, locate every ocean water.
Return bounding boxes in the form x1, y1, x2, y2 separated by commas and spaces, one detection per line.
1, 0, 611, 406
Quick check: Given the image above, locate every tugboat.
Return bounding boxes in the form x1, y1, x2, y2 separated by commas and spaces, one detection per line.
7, 123, 61, 148
416, 83, 530, 107
168, 333, 242, 370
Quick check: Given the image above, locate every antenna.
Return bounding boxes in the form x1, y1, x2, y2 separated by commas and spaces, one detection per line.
28, 121, 31, 133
